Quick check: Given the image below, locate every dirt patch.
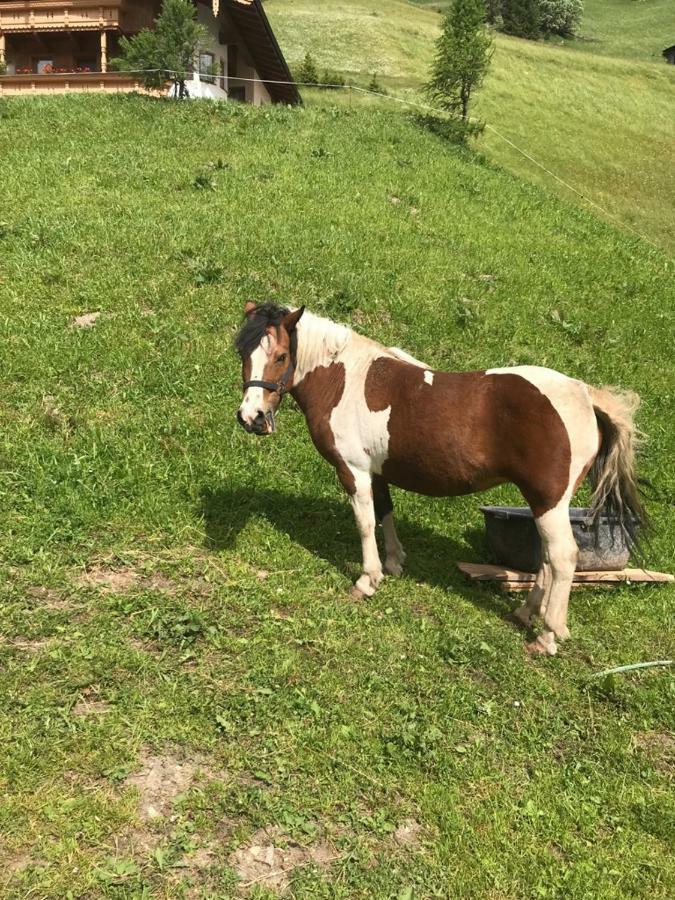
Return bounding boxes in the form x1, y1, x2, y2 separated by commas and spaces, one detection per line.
229, 826, 338, 893
393, 819, 422, 848
71, 698, 110, 716
124, 748, 226, 822
7, 637, 52, 652
26, 586, 73, 610
77, 565, 140, 592
634, 731, 675, 774
125, 753, 197, 822
70, 311, 101, 329
76, 562, 213, 598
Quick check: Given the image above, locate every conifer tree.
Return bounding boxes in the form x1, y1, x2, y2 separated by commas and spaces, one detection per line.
425, 0, 493, 123
296, 52, 319, 85
112, 0, 206, 98
501, 0, 540, 40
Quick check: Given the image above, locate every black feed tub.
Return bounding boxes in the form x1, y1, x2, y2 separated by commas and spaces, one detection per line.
480, 506, 636, 573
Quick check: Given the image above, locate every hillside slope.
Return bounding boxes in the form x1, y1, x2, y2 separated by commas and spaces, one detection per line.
0, 96, 673, 897
267, 0, 675, 252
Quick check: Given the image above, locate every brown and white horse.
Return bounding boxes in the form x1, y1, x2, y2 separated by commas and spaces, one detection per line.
235, 302, 644, 655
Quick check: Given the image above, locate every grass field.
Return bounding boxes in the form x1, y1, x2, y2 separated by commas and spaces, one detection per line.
266, 0, 675, 253
0, 95, 673, 898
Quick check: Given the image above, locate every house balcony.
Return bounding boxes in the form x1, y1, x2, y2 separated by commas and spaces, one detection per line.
0, 69, 147, 94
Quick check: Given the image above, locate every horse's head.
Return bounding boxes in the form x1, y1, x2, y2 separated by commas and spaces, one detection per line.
235, 301, 305, 435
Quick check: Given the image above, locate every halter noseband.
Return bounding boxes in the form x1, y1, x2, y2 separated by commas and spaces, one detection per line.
243, 360, 295, 398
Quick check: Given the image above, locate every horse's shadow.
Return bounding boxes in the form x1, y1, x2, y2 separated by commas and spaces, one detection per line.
199, 486, 516, 621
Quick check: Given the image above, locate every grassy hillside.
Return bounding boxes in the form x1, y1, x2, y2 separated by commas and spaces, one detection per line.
409, 0, 674, 61
0, 95, 673, 898
267, 0, 675, 252
574, 0, 674, 61
266, 0, 438, 80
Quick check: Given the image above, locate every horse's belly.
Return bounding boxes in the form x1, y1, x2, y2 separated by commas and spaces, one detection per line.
380, 451, 504, 497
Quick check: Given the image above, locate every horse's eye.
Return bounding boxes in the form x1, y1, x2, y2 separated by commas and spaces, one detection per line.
277, 354, 287, 363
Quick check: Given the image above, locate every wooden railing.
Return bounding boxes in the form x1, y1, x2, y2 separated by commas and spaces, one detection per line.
0, 71, 152, 94
0, 1, 153, 33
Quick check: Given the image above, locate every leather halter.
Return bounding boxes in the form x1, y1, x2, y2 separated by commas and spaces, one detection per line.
243, 360, 294, 398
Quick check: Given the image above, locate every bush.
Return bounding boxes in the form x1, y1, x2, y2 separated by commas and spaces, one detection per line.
320, 69, 346, 89
0, 60, 6, 76
538, 0, 583, 36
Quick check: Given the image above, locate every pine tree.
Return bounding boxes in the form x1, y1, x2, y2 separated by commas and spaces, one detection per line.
425, 0, 493, 123
112, 0, 206, 98
501, 0, 540, 40
296, 52, 319, 85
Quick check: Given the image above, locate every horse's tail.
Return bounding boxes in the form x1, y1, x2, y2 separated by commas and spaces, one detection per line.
588, 385, 646, 541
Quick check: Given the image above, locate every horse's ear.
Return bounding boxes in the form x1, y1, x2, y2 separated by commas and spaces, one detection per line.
282, 306, 305, 333
244, 301, 257, 317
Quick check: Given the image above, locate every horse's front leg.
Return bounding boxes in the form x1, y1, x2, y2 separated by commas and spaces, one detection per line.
347, 468, 384, 599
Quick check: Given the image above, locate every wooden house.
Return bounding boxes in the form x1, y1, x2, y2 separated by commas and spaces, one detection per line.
0, 0, 299, 102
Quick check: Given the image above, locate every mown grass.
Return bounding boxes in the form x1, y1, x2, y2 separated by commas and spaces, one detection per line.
267, 0, 675, 253
0, 96, 674, 898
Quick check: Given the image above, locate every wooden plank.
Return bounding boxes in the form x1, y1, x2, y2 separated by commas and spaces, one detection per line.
458, 562, 674, 584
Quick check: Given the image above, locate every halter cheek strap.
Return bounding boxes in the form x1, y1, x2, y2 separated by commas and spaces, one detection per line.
243, 360, 294, 398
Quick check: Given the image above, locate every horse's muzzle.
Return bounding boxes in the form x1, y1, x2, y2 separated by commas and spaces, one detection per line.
236, 409, 270, 436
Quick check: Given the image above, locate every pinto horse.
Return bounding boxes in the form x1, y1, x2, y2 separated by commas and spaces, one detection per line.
235, 302, 644, 655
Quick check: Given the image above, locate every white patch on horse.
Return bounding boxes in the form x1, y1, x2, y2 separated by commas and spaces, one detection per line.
239, 335, 275, 424
485, 366, 598, 489
331, 341, 392, 475
424, 370, 434, 386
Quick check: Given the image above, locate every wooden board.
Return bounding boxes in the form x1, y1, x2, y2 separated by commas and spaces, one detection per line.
457, 562, 674, 589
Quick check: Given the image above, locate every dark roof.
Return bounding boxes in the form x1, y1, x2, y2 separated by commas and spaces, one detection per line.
224, 0, 300, 104
663, 44, 675, 54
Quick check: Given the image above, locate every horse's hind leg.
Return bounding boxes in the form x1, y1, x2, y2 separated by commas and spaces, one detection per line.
513, 559, 551, 627
373, 476, 406, 576
530, 500, 577, 655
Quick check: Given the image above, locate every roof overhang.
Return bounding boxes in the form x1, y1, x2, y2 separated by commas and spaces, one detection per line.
209, 0, 300, 104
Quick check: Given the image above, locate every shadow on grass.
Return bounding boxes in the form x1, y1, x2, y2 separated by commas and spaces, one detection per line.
199, 486, 517, 624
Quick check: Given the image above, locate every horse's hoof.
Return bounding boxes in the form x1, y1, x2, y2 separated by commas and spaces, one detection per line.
556, 626, 571, 642
350, 585, 366, 600
526, 638, 557, 657
384, 559, 404, 576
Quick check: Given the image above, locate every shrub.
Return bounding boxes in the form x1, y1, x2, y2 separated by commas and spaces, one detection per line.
320, 69, 346, 89
538, 0, 583, 36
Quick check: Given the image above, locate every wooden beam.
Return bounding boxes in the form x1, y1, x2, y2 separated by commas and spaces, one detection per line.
457, 561, 674, 585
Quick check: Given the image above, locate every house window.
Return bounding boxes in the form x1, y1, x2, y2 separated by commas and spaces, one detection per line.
199, 51, 215, 84
36, 59, 54, 74
229, 85, 245, 103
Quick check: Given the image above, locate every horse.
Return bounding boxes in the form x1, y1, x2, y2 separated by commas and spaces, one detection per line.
235, 301, 644, 656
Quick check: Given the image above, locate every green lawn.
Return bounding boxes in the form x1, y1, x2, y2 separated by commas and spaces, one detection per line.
267, 0, 675, 253
0, 95, 673, 898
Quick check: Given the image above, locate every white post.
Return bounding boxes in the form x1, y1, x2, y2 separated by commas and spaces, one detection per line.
100, 31, 107, 73
0, 33, 6, 65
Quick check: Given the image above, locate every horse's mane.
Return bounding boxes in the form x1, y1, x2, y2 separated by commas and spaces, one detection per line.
234, 303, 352, 372
234, 303, 289, 359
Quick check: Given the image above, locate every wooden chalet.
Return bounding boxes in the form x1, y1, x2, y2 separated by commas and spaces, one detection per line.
0, 0, 299, 102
